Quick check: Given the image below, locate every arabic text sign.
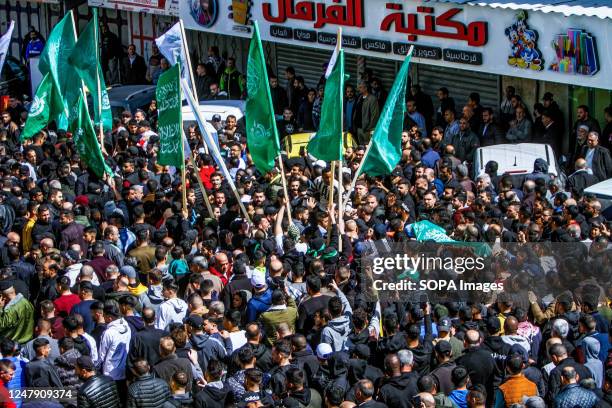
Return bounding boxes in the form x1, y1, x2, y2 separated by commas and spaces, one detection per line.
89, 0, 178, 16
180, 0, 612, 89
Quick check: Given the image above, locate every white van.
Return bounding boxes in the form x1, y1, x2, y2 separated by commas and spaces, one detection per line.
472, 143, 561, 179
183, 100, 245, 122
584, 178, 612, 220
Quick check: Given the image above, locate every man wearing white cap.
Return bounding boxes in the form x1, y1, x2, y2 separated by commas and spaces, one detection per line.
246, 271, 271, 323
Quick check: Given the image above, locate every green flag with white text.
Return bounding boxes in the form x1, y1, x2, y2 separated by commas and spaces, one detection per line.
245, 22, 281, 174
359, 52, 413, 177
39, 11, 81, 130
21, 73, 64, 140
71, 93, 113, 178
156, 63, 184, 169
308, 46, 344, 162
68, 8, 112, 131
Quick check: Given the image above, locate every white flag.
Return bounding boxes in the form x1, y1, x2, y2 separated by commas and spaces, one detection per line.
0, 21, 15, 75
325, 28, 342, 79
155, 22, 194, 99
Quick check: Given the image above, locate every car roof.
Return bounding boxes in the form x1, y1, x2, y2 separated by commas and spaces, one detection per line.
182, 100, 245, 121
584, 178, 612, 199
107, 85, 156, 103
475, 143, 557, 176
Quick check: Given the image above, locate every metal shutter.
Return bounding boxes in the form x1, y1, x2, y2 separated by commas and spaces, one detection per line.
363, 56, 399, 93
416, 64, 500, 111
275, 43, 331, 90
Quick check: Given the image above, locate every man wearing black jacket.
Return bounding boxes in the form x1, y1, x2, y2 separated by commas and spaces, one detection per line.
127, 359, 171, 407
25, 338, 63, 388
456, 329, 497, 407
580, 131, 612, 182
128, 307, 167, 368
377, 353, 419, 408
545, 343, 592, 403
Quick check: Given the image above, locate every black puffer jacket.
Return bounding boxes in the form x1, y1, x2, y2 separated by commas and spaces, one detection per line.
54, 348, 82, 391
127, 374, 171, 407
77, 374, 120, 408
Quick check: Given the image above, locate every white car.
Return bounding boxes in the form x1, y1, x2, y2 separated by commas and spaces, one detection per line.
584, 178, 612, 220
473, 143, 562, 179
182, 100, 245, 122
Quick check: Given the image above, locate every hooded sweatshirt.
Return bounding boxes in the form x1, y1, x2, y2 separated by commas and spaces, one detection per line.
190, 332, 226, 373
98, 317, 131, 380
501, 334, 531, 356
155, 297, 188, 330
583, 336, 603, 388
321, 290, 353, 352
378, 372, 419, 408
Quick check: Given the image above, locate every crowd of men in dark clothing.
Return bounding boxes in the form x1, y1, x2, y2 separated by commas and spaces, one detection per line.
0, 39, 612, 408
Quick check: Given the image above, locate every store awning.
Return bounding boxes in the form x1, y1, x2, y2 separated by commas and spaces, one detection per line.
429, 0, 612, 19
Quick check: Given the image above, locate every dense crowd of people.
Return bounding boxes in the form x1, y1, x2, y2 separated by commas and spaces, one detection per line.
1, 33, 612, 408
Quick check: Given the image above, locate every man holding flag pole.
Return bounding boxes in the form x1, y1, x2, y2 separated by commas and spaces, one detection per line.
307, 28, 345, 249
155, 19, 217, 218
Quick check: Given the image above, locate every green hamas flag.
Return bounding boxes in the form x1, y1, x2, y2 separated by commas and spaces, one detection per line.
21, 73, 64, 140
308, 47, 344, 162
156, 63, 184, 168
359, 52, 412, 176
245, 22, 280, 174
68, 8, 112, 131
72, 93, 113, 178
39, 11, 81, 130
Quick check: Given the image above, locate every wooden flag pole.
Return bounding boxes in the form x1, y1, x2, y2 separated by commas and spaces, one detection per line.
344, 138, 374, 208
336, 27, 344, 252
180, 86, 188, 214
181, 79, 252, 224
178, 18, 208, 154
327, 160, 336, 244
93, 9, 106, 154
277, 153, 293, 223
188, 153, 214, 218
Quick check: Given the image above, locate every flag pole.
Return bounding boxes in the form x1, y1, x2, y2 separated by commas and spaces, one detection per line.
180, 78, 188, 214
344, 46, 413, 210
277, 153, 292, 222
93, 9, 106, 153
178, 18, 208, 154
327, 160, 335, 244
181, 78, 252, 224
336, 28, 343, 252
188, 153, 215, 218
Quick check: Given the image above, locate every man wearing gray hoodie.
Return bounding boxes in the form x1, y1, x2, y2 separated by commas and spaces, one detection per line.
501, 316, 532, 356
321, 281, 352, 352
155, 280, 188, 331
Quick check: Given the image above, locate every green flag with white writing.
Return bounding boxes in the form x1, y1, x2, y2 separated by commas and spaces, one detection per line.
71, 93, 113, 178
21, 73, 64, 140
308, 46, 344, 162
359, 52, 412, 177
39, 11, 81, 130
68, 8, 112, 131
245, 22, 281, 174
156, 63, 184, 169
